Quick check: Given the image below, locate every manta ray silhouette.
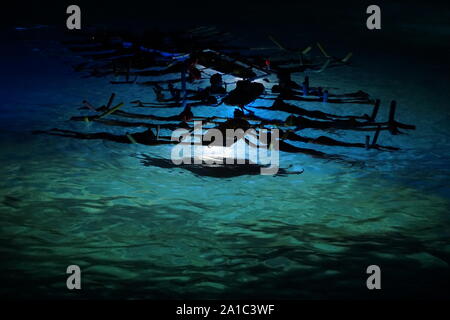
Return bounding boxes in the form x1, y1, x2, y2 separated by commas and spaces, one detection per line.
137, 154, 303, 178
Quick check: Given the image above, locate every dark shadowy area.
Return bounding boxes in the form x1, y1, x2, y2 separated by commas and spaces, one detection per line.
6, 1, 450, 69
1, 198, 449, 299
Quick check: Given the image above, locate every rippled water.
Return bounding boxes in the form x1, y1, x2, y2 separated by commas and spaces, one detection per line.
0, 26, 449, 299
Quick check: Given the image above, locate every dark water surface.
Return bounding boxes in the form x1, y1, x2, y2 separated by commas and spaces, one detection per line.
1, 2, 449, 299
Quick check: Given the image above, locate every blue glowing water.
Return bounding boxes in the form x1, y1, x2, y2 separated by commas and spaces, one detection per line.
0, 24, 449, 299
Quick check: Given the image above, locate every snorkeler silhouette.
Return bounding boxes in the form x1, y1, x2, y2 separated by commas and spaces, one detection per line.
32, 128, 175, 146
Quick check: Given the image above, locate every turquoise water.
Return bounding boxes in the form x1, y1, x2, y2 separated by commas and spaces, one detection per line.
0, 27, 449, 299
